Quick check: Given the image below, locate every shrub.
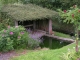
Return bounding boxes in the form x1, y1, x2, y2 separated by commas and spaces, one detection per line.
0, 18, 14, 31
0, 26, 40, 52
60, 47, 80, 60
28, 39, 40, 49
0, 23, 7, 31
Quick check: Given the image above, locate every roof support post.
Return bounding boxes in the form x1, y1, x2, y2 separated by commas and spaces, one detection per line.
49, 19, 52, 49
49, 19, 52, 35
15, 21, 18, 26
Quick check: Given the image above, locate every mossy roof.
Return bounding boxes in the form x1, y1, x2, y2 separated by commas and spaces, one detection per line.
1, 4, 58, 21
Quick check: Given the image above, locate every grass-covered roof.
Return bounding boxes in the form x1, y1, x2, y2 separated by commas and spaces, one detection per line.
1, 4, 58, 21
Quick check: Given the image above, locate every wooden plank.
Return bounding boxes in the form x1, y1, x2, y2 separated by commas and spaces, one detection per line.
44, 34, 75, 43
24, 24, 33, 27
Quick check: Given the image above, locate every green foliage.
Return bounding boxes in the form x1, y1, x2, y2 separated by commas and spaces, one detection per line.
0, 0, 80, 11
20, 0, 80, 10
0, 18, 14, 31
0, 0, 20, 11
60, 48, 80, 60
58, 5, 80, 52
58, 5, 80, 37
29, 0, 61, 10
28, 39, 40, 49
0, 26, 27, 52
0, 26, 40, 52
0, 23, 7, 31
17, 0, 61, 10
0, 0, 19, 4
58, 5, 80, 25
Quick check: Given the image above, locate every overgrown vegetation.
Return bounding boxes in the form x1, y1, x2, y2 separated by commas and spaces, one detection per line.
0, 0, 80, 60
18, 0, 80, 10
0, 23, 7, 31
58, 5, 80, 52
1, 3, 58, 21
1, 0, 80, 11
61, 49, 80, 60
0, 26, 40, 52
11, 42, 80, 60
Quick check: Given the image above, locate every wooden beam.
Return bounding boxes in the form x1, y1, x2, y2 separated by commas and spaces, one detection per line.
24, 24, 33, 27
44, 34, 74, 43
15, 21, 18, 26
49, 19, 52, 35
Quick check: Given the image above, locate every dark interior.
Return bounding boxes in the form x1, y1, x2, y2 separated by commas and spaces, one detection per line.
18, 20, 49, 32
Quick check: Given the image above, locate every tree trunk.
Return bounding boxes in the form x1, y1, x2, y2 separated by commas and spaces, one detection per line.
75, 26, 79, 52
76, 39, 78, 52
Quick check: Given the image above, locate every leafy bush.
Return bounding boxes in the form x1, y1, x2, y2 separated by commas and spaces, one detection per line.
0, 26, 40, 52
60, 47, 80, 60
0, 18, 15, 31
28, 39, 40, 49
0, 23, 7, 31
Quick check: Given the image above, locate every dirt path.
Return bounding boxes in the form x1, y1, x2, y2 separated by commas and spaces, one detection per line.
0, 50, 27, 60
0, 48, 49, 60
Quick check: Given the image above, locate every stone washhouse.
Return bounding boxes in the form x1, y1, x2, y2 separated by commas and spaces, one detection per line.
1, 4, 74, 48
1, 3, 58, 38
